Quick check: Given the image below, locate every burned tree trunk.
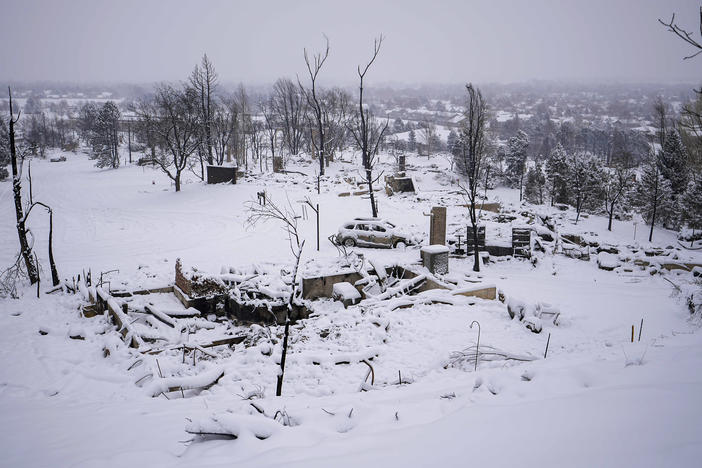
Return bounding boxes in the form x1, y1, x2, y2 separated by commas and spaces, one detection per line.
23, 201, 60, 287
348, 36, 388, 218
276, 239, 305, 397
455, 84, 489, 272
46, 205, 59, 286
8, 87, 39, 285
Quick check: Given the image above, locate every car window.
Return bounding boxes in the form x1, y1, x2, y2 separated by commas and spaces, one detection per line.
344, 224, 355, 229
372, 225, 386, 232
356, 224, 368, 231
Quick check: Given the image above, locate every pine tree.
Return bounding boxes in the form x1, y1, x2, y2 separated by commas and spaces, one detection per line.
408, 129, 416, 152
681, 178, 702, 236
91, 102, 121, 168
447, 129, 458, 154
504, 130, 529, 200
545, 143, 569, 205
0, 117, 10, 167
0, 120, 8, 178
524, 164, 546, 204
602, 163, 635, 231
569, 152, 603, 224
658, 129, 689, 197
634, 154, 673, 242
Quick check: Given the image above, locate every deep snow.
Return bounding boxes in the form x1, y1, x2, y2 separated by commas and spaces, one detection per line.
1, 149, 701, 467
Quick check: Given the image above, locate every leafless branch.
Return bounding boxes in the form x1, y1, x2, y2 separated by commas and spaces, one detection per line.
659, 9, 702, 60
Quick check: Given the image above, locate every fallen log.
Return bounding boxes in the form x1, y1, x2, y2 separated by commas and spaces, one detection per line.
185, 413, 280, 440
147, 367, 224, 397
97, 287, 146, 350
201, 336, 246, 348
143, 305, 176, 328
146, 336, 245, 355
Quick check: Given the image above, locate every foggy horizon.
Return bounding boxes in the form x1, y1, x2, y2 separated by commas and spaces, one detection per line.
1, 0, 701, 86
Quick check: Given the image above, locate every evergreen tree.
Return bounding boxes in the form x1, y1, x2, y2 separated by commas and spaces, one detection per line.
681, 178, 702, 237
408, 129, 416, 152
24, 114, 47, 157
77, 102, 100, 143
569, 152, 603, 224
23, 95, 43, 115
524, 164, 546, 204
634, 154, 673, 242
602, 163, 635, 231
558, 121, 576, 152
504, 130, 529, 200
0, 118, 10, 167
446, 129, 458, 154
91, 102, 121, 168
0, 119, 8, 179
658, 129, 689, 197
545, 143, 570, 205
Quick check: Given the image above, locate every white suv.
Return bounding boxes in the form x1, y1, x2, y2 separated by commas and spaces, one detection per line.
335, 219, 412, 248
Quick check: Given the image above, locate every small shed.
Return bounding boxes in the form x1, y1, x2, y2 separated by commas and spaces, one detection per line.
207, 165, 237, 184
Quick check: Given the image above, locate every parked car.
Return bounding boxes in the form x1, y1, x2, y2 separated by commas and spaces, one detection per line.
335, 219, 412, 248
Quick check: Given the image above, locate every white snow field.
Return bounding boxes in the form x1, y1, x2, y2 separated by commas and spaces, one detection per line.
1, 150, 701, 467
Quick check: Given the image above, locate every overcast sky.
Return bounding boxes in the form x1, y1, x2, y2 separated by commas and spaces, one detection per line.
1, 0, 700, 86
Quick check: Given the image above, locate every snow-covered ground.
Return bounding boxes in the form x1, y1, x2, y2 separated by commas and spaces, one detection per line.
1, 149, 701, 467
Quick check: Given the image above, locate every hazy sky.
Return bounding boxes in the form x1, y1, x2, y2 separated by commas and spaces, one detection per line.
1, 0, 700, 86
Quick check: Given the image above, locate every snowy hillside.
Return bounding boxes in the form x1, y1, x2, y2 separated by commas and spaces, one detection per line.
1, 147, 701, 468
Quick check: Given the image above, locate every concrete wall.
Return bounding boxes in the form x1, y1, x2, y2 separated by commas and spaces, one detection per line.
453, 285, 497, 300
302, 270, 364, 300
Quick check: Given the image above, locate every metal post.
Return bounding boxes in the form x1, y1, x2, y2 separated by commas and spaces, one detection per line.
305, 199, 320, 252
470, 320, 481, 371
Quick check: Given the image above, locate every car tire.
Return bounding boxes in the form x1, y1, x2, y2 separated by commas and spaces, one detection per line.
343, 238, 356, 247
393, 240, 407, 249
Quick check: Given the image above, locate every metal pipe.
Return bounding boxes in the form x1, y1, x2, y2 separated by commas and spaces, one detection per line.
470, 320, 481, 371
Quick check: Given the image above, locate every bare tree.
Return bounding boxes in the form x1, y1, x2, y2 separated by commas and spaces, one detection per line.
659, 6, 702, 172
190, 54, 218, 165
260, 96, 279, 171
245, 193, 305, 397
236, 85, 250, 171
300, 36, 330, 175
454, 84, 489, 272
659, 8, 702, 63
211, 95, 239, 165
321, 87, 351, 159
419, 120, 436, 157
250, 120, 265, 172
136, 84, 201, 192
348, 36, 389, 218
7, 87, 39, 285
272, 78, 305, 156
22, 201, 59, 286
603, 161, 634, 232
130, 98, 159, 161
